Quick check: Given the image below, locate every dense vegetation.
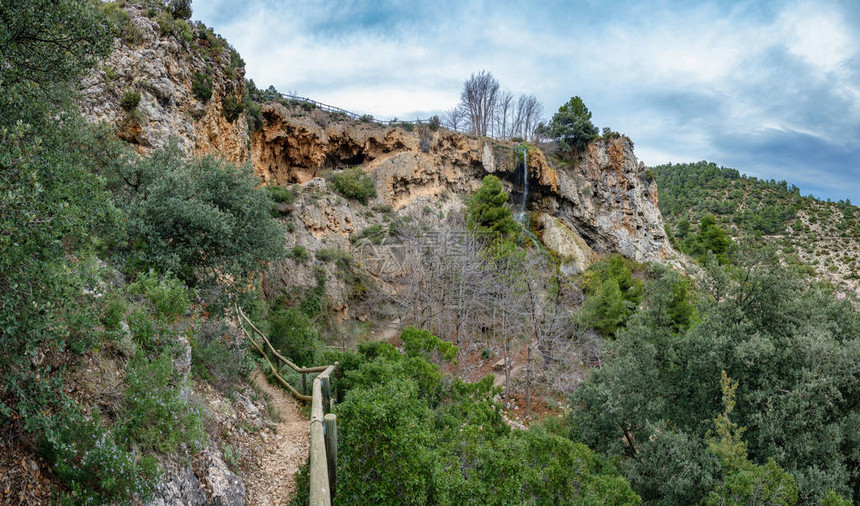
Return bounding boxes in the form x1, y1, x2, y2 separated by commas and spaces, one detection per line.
0, 1, 282, 502
571, 249, 860, 503
653, 161, 860, 281
320, 332, 640, 505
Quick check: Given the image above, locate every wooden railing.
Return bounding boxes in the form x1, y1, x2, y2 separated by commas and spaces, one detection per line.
280, 93, 435, 127
235, 306, 338, 505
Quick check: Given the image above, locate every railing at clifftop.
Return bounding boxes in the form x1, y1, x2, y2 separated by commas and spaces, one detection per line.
235, 306, 338, 505
279, 93, 442, 128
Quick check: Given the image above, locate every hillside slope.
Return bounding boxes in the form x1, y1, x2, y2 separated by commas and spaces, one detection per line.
653, 161, 860, 293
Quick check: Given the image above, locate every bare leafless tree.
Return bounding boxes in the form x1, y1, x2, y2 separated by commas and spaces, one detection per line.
460, 70, 499, 137
495, 90, 514, 140
445, 106, 467, 133
514, 94, 544, 141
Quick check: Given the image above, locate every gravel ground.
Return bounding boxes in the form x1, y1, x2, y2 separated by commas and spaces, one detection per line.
244, 371, 310, 505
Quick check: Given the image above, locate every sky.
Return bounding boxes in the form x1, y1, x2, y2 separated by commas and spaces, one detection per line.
195, 0, 860, 203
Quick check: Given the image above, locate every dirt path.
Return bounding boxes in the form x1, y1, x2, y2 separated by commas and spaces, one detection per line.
245, 371, 309, 505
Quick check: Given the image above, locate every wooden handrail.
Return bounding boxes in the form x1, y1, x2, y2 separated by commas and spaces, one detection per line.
236, 305, 329, 373
234, 305, 339, 505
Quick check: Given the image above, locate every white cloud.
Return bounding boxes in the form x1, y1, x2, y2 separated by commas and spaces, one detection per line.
776, 2, 856, 75
194, 0, 860, 202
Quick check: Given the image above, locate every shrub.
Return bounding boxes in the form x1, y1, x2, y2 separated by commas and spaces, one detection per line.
191, 318, 252, 393
268, 307, 321, 366
118, 353, 206, 454
428, 115, 441, 131
331, 168, 376, 204
266, 184, 298, 204
100, 292, 128, 331
36, 406, 158, 504
113, 145, 284, 290
169, 0, 192, 20
120, 89, 141, 112
192, 71, 213, 102
350, 224, 386, 245
128, 307, 159, 350
222, 94, 243, 122
174, 19, 194, 42
153, 10, 174, 36
287, 245, 310, 263
316, 248, 352, 270
229, 49, 245, 69
245, 97, 263, 131
128, 271, 191, 321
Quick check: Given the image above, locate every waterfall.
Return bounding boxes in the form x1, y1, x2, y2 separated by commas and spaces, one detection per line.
517, 145, 529, 225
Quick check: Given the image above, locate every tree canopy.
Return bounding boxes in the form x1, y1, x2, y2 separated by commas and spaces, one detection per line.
540, 96, 598, 153
467, 175, 519, 240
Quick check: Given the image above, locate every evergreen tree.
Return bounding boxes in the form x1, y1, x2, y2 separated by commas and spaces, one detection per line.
467, 175, 519, 240
541, 96, 598, 153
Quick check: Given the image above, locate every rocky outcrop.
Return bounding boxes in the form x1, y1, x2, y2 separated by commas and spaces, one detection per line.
253, 106, 680, 266
147, 447, 245, 506
535, 214, 597, 275
536, 138, 676, 264
79, 5, 250, 163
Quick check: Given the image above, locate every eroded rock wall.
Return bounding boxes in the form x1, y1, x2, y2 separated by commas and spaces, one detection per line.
252, 106, 680, 266
79, 5, 250, 163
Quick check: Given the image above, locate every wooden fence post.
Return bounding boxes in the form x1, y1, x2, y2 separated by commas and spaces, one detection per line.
321, 375, 331, 415
324, 413, 338, 498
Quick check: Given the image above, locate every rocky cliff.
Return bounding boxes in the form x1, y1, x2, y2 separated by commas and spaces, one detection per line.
252, 103, 680, 270
78, 5, 681, 274
79, 4, 250, 163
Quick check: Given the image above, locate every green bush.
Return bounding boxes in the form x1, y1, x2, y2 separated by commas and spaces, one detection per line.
128, 271, 191, 321
174, 18, 193, 42
128, 307, 159, 350
331, 168, 376, 205
229, 49, 245, 69
36, 406, 158, 504
268, 307, 321, 366
350, 224, 386, 245
112, 145, 284, 290
192, 71, 213, 102
120, 89, 141, 112
191, 318, 252, 393
222, 94, 243, 122
331, 331, 640, 504
169, 0, 192, 19
100, 292, 128, 331
118, 353, 206, 454
266, 184, 298, 204
287, 245, 310, 263
153, 9, 174, 36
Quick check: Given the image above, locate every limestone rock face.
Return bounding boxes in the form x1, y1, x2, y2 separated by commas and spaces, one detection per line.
537, 138, 678, 265
253, 107, 681, 266
148, 446, 246, 506
78, 5, 250, 163
536, 213, 597, 275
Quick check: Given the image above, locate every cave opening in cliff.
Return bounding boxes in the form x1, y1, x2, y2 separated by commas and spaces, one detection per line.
323, 152, 366, 169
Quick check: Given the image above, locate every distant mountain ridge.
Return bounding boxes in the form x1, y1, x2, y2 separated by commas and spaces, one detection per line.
652, 161, 860, 293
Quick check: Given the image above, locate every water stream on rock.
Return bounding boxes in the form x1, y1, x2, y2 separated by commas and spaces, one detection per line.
516, 145, 529, 225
